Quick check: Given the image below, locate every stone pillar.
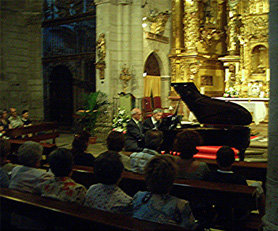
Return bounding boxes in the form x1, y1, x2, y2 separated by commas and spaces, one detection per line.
94, 0, 111, 98
160, 75, 171, 107
263, 0, 278, 230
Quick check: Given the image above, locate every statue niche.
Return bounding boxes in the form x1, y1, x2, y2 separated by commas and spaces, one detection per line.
251, 45, 268, 74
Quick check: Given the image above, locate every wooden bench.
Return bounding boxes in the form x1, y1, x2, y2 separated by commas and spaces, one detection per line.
200, 158, 267, 189
5, 122, 59, 156
123, 151, 267, 188
62, 165, 262, 230
0, 188, 189, 231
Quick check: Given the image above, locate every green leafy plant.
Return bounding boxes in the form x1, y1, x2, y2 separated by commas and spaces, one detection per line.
112, 108, 130, 133
76, 91, 109, 136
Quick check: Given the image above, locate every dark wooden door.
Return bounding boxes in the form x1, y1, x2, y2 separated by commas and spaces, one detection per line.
49, 65, 73, 125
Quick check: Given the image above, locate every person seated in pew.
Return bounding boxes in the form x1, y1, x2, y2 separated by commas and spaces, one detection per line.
107, 130, 131, 171
9, 141, 53, 193
0, 109, 11, 136
8, 107, 24, 129
84, 151, 132, 214
142, 108, 163, 134
130, 130, 163, 174
204, 146, 247, 184
21, 110, 32, 127
204, 146, 251, 222
132, 155, 199, 230
35, 148, 87, 205
71, 131, 95, 167
173, 130, 210, 180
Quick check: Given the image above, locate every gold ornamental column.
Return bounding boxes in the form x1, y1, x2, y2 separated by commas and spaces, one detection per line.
183, 0, 199, 54
170, 0, 184, 84
171, 0, 184, 54
227, 0, 240, 55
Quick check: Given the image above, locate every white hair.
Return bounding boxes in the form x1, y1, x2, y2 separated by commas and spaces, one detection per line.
18, 141, 43, 167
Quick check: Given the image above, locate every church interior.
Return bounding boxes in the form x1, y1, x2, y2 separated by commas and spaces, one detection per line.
1, 0, 278, 230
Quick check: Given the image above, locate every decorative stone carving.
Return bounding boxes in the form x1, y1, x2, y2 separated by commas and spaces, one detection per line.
199, 28, 224, 54
96, 33, 106, 79
119, 65, 132, 93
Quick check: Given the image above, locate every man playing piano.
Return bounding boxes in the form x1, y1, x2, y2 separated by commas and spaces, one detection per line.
142, 108, 163, 134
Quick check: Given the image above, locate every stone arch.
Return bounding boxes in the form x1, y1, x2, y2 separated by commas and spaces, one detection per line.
144, 52, 161, 76
144, 51, 167, 76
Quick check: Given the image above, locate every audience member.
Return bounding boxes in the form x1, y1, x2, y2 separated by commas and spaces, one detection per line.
71, 131, 95, 167
21, 110, 32, 126
9, 141, 53, 193
130, 130, 163, 174
204, 146, 251, 222
8, 108, 23, 129
84, 151, 132, 214
142, 108, 163, 133
107, 130, 131, 171
173, 130, 210, 180
204, 146, 247, 184
125, 108, 144, 152
0, 109, 11, 135
35, 148, 87, 205
132, 155, 198, 229
0, 139, 18, 175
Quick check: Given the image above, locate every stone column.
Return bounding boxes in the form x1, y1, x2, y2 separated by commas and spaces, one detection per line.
263, 0, 278, 230
94, 0, 112, 98
160, 75, 171, 107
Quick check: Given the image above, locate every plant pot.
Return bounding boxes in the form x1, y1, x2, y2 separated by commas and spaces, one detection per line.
88, 136, 97, 144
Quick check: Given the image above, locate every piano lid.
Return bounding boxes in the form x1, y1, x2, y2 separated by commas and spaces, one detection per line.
172, 82, 252, 125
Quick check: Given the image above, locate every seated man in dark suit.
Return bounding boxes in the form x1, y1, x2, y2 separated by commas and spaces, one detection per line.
204, 146, 250, 222
142, 108, 163, 134
125, 108, 144, 152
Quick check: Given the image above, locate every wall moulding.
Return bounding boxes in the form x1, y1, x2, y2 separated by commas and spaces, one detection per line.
145, 32, 169, 44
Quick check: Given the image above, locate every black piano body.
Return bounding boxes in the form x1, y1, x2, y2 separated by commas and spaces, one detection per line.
160, 82, 252, 161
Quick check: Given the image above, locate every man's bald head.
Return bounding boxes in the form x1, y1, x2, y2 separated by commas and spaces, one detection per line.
131, 108, 142, 121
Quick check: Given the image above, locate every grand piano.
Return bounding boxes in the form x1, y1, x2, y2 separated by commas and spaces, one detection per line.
160, 82, 252, 161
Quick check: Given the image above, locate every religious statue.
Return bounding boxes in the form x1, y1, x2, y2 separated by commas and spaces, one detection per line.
189, 62, 200, 81
120, 65, 132, 93
96, 33, 106, 63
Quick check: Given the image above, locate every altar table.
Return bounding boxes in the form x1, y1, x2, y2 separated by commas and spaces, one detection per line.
215, 98, 268, 125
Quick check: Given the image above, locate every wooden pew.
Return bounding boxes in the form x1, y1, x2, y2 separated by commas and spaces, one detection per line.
5, 122, 59, 156
0, 188, 189, 231
122, 151, 267, 187
65, 165, 262, 230
199, 158, 267, 190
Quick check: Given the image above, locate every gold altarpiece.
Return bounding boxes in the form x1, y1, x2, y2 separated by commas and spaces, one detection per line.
170, 0, 269, 98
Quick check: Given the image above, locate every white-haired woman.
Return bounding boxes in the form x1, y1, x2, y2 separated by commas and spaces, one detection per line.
9, 141, 53, 193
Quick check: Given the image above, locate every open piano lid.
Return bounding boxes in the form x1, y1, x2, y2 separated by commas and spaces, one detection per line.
172, 82, 252, 126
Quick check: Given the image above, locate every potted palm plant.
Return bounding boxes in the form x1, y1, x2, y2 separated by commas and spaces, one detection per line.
76, 91, 109, 143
